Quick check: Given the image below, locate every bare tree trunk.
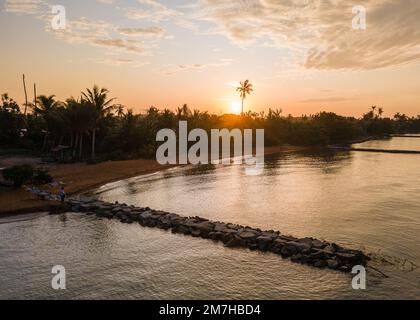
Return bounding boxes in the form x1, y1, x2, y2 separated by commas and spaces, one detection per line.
42, 132, 48, 151
241, 98, 244, 115
51, 135, 56, 151
79, 133, 83, 159
91, 128, 96, 158
22, 74, 28, 116
70, 134, 74, 148
33, 83, 37, 111
73, 133, 79, 159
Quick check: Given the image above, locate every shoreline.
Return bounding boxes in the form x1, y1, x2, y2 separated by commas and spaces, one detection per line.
0, 145, 307, 216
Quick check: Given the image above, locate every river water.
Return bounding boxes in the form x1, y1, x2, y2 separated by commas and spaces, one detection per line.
1, 137, 420, 299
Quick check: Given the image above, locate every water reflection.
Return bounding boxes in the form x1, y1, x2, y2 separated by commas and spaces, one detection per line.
1, 138, 420, 299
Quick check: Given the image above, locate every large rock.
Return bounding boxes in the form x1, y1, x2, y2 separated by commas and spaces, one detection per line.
297, 237, 313, 247
238, 231, 258, 241
312, 239, 326, 249
281, 245, 297, 257
271, 238, 288, 253
193, 221, 214, 233
208, 231, 224, 241
327, 259, 339, 269
336, 252, 365, 265
286, 241, 311, 253
191, 229, 201, 237
256, 236, 272, 251
224, 236, 242, 248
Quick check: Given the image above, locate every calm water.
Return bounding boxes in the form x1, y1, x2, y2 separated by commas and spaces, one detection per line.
1, 137, 420, 299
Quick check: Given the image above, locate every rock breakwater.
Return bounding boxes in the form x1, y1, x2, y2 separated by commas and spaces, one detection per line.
53, 197, 369, 273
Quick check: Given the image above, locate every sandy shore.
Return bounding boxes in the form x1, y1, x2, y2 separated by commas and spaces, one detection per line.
0, 145, 306, 215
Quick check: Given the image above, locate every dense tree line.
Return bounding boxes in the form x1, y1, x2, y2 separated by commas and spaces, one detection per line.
1, 86, 420, 162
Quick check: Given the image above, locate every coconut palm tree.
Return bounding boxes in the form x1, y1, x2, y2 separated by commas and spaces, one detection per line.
236, 80, 253, 115
115, 104, 126, 118
371, 106, 377, 115
65, 98, 97, 159
81, 85, 115, 158
35, 95, 58, 115
35, 95, 60, 150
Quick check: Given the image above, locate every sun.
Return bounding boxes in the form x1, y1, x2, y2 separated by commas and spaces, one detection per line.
230, 101, 242, 115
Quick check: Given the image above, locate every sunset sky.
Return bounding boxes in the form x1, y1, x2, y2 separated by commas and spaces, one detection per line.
1, 0, 419, 117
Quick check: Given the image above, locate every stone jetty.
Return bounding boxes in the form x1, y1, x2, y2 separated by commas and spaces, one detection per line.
46, 195, 369, 273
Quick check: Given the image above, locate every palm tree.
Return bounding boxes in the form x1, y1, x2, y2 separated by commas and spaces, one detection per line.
115, 104, 126, 118
236, 80, 253, 115
82, 85, 115, 158
35, 95, 59, 150
371, 106, 377, 115
35, 95, 58, 115
378, 107, 384, 118
65, 98, 97, 159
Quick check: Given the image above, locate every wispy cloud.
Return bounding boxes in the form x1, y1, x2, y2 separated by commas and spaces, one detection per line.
124, 0, 180, 22
163, 58, 233, 75
4, 1, 165, 58
117, 26, 166, 38
298, 97, 355, 104
96, 0, 115, 4
93, 57, 148, 67
4, 0, 47, 15
192, 0, 420, 70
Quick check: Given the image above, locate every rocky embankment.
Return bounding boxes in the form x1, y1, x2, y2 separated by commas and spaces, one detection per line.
48, 196, 369, 273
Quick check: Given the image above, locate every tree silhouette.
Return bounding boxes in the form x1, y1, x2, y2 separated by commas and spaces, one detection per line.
236, 80, 253, 115
81, 85, 115, 158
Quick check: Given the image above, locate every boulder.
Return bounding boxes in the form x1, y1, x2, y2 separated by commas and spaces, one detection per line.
238, 231, 258, 241
313, 260, 327, 268
208, 232, 224, 241
214, 223, 227, 232
194, 221, 214, 233
312, 239, 326, 249
256, 236, 272, 251
281, 244, 298, 257
191, 229, 201, 237
297, 237, 313, 247
286, 241, 311, 253
336, 252, 364, 264
327, 259, 339, 269
224, 236, 242, 248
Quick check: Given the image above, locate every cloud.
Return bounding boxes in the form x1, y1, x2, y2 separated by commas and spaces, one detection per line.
92, 38, 145, 53
117, 26, 166, 38
192, 0, 420, 70
298, 97, 355, 104
163, 58, 233, 75
93, 57, 149, 67
124, 0, 180, 22
96, 0, 115, 4
4, 0, 46, 15
42, 17, 146, 54
4, 2, 164, 57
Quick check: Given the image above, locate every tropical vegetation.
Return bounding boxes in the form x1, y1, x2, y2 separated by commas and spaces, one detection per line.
1, 86, 420, 163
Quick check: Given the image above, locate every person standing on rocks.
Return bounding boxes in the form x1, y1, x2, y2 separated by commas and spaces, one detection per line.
59, 186, 66, 203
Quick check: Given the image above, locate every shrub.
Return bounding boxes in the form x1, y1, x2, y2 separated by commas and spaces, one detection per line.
2, 164, 34, 187
33, 168, 53, 185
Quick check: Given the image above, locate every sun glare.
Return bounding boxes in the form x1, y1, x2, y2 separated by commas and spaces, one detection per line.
231, 101, 242, 115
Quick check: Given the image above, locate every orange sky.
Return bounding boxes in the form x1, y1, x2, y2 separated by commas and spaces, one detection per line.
1, 0, 419, 117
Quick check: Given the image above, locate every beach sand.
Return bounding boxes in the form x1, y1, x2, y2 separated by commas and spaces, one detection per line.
0, 145, 306, 215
